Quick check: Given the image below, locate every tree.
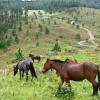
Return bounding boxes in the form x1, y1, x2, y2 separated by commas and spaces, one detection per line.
76, 33, 80, 40
45, 27, 50, 35
15, 48, 24, 61
51, 39, 61, 52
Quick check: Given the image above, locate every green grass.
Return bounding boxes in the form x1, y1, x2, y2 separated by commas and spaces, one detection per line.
1, 49, 100, 100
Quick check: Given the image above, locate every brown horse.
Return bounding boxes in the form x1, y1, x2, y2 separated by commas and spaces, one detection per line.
42, 59, 100, 96
29, 54, 41, 62
48, 58, 78, 74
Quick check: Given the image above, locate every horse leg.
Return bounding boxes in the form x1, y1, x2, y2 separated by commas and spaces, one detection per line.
26, 71, 28, 81
89, 80, 98, 96
59, 77, 64, 86
59, 77, 64, 87
19, 70, 22, 80
67, 81, 71, 88
64, 78, 72, 90
22, 71, 24, 79
30, 71, 33, 81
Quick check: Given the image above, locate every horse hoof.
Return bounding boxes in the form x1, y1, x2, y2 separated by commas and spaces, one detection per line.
92, 93, 98, 96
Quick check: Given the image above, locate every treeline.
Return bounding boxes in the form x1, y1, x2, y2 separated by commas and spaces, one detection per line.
20, 0, 100, 11
0, 1, 23, 49
25, 0, 100, 10
0, 0, 100, 11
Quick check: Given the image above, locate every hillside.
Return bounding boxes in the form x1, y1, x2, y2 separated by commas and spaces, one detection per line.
0, 7, 100, 65
0, 7, 100, 100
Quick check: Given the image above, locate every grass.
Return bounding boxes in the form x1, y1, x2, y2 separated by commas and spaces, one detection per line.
1, 49, 100, 100
0, 7, 100, 100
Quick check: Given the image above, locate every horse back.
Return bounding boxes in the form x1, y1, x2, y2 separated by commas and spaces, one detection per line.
18, 60, 32, 71
83, 62, 98, 76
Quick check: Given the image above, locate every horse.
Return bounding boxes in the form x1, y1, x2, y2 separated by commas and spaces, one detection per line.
14, 60, 37, 81
42, 59, 100, 96
50, 58, 78, 73
65, 58, 78, 64
29, 54, 41, 62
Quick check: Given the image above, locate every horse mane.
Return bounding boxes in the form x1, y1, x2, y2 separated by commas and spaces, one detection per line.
50, 59, 65, 63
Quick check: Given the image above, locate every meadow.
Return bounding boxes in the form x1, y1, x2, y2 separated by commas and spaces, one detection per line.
0, 7, 100, 100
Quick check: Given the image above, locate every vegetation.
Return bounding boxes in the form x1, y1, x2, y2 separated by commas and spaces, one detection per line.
0, 0, 100, 100
15, 48, 24, 61
52, 40, 61, 52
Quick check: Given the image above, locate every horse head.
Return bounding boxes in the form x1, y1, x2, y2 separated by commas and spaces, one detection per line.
42, 58, 51, 73
13, 64, 18, 76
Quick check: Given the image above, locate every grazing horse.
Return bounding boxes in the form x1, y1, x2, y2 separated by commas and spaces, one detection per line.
42, 59, 100, 96
14, 60, 37, 81
29, 54, 41, 62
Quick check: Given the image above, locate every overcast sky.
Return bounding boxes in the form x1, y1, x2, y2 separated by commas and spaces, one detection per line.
21, 0, 36, 1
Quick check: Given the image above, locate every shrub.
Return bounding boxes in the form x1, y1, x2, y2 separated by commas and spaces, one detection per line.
12, 29, 16, 36
26, 30, 29, 36
76, 33, 80, 40
0, 39, 11, 49
38, 24, 43, 31
36, 41, 39, 47
54, 20, 57, 25
45, 27, 50, 35
15, 48, 24, 61
29, 24, 32, 29
34, 32, 41, 40
51, 40, 61, 52
15, 34, 19, 43
54, 86, 74, 100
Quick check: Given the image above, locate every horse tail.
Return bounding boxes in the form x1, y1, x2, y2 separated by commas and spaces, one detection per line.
30, 62, 37, 78
97, 64, 100, 90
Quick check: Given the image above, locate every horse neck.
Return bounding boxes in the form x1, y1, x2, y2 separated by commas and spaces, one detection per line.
16, 63, 19, 71
50, 62, 63, 72
29, 63, 34, 73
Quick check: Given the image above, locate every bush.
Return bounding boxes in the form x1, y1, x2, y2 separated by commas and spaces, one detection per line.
34, 31, 41, 40
38, 24, 43, 31
51, 40, 61, 52
15, 34, 19, 43
0, 39, 11, 49
12, 29, 16, 36
29, 24, 32, 29
15, 48, 24, 61
36, 41, 39, 47
54, 86, 74, 100
45, 27, 50, 35
54, 20, 57, 25
26, 30, 29, 36
76, 33, 80, 40
18, 26, 22, 31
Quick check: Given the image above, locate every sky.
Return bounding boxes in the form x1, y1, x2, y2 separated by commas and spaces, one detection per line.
21, 0, 36, 1
22, 0, 31, 1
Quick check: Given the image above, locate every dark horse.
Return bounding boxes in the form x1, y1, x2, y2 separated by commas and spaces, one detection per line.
29, 54, 41, 62
14, 60, 37, 81
42, 59, 100, 96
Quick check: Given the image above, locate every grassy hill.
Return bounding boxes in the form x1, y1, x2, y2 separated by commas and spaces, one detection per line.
0, 8, 100, 100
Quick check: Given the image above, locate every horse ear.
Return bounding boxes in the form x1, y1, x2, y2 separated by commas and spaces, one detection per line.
74, 59, 78, 63
29, 54, 32, 57
65, 58, 69, 61
47, 59, 49, 62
